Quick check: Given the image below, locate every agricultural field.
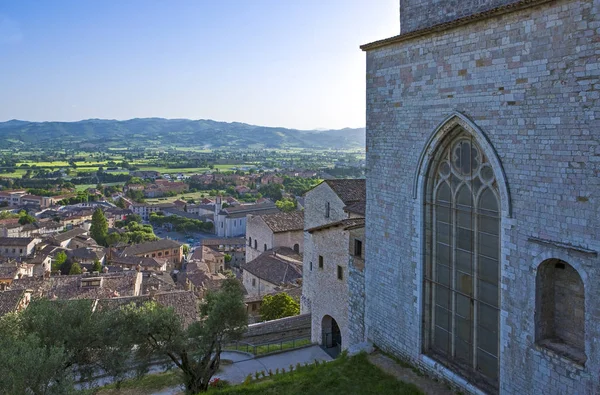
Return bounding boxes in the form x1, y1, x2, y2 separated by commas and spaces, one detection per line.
75, 182, 126, 192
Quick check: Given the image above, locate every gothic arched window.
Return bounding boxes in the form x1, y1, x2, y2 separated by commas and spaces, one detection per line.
423, 131, 500, 389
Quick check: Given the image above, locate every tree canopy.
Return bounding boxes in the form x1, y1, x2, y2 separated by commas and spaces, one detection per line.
0, 279, 248, 394
121, 279, 247, 393
18, 211, 36, 225
52, 251, 67, 273
259, 292, 300, 321
275, 198, 296, 212
90, 208, 108, 246
69, 262, 82, 275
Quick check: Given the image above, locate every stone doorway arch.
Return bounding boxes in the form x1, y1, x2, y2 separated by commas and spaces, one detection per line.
321, 315, 342, 358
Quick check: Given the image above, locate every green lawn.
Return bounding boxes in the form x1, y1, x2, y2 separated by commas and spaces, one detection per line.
76, 182, 126, 192
93, 353, 421, 395
144, 190, 228, 204
214, 353, 422, 395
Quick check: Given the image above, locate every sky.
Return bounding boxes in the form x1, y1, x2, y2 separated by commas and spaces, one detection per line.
0, 0, 398, 130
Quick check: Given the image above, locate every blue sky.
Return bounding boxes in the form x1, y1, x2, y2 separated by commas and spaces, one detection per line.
0, 1, 398, 129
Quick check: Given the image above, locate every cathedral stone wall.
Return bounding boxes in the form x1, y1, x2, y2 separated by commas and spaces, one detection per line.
399, 0, 522, 33
364, 0, 599, 393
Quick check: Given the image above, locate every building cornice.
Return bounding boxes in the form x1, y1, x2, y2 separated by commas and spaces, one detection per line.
360, 0, 554, 51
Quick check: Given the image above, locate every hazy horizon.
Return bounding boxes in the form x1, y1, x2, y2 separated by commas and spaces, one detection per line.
0, 116, 365, 131
0, 0, 398, 130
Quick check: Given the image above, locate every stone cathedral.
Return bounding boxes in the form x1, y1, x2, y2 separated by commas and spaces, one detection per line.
357, 0, 599, 393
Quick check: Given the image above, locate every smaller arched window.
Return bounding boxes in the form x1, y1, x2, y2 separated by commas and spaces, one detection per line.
248, 237, 252, 246
293, 243, 300, 253
264, 244, 267, 252
536, 259, 586, 364
254, 240, 257, 249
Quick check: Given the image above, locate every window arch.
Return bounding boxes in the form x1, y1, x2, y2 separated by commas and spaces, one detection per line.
293, 243, 300, 253
536, 259, 586, 364
248, 237, 252, 247
423, 130, 501, 390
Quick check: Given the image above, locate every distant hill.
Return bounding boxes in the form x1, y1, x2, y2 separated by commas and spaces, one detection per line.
0, 118, 365, 150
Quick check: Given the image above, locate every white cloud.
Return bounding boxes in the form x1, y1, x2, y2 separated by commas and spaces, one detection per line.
0, 15, 23, 44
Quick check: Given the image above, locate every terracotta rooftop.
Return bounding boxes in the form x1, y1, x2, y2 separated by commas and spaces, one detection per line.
0, 289, 26, 316
95, 290, 198, 327
0, 237, 37, 246
66, 247, 106, 261
226, 208, 280, 219
11, 271, 141, 300
52, 228, 88, 243
0, 265, 18, 280
323, 179, 366, 204
344, 201, 366, 216
221, 202, 278, 215
306, 218, 366, 234
259, 210, 304, 233
111, 255, 163, 268
142, 271, 178, 294
242, 250, 302, 287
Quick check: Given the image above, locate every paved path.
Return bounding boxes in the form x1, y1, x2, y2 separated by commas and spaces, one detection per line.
368, 353, 455, 395
152, 346, 332, 395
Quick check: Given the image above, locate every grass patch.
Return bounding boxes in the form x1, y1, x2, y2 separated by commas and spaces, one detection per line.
213, 353, 422, 395
93, 370, 181, 395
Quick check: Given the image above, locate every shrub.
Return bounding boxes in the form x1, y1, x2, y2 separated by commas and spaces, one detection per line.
209, 377, 229, 389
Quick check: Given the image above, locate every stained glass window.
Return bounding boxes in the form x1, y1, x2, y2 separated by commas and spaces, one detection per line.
424, 133, 500, 388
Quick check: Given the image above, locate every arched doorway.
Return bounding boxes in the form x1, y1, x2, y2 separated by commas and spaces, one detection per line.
321, 315, 342, 358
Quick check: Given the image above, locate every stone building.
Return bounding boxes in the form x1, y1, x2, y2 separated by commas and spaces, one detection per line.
198, 237, 246, 268
190, 245, 226, 274
242, 247, 302, 297
120, 239, 183, 269
214, 201, 279, 238
301, 179, 365, 355
358, 0, 599, 394
0, 237, 42, 258
246, 210, 304, 263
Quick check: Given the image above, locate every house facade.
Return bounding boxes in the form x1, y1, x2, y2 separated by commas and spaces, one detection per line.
246, 211, 304, 263
301, 179, 365, 354
130, 203, 175, 221
214, 201, 279, 238
199, 237, 246, 268
242, 248, 302, 297
121, 239, 183, 268
359, 1, 600, 394
0, 237, 42, 258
